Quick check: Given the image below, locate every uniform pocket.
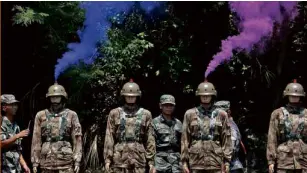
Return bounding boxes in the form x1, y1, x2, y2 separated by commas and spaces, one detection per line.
156, 127, 171, 143
188, 145, 201, 166
277, 145, 290, 161
58, 143, 73, 161
190, 120, 199, 137
113, 144, 124, 165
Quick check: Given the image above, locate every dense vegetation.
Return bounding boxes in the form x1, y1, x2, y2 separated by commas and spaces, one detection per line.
3, 2, 307, 172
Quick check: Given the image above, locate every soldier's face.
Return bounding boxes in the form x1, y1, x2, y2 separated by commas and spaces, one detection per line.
50, 96, 62, 106
200, 95, 212, 104
2, 103, 18, 115
160, 104, 175, 115
289, 96, 300, 103
125, 96, 137, 104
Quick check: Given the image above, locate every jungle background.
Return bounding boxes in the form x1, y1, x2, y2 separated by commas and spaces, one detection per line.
2, 1, 307, 173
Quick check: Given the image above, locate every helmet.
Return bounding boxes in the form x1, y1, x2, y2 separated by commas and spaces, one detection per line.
1, 94, 19, 104
160, 94, 175, 105
214, 100, 230, 112
283, 79, 305, 97
195, 81, 217, 96
120, 79, 141, 97
46, 82, 68, 99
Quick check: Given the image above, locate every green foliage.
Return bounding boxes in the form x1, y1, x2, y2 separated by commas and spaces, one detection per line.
12, 5, 49, 26
13, 1, 307, 172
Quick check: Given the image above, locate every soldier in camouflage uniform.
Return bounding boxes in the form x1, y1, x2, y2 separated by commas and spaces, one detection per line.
104, 79, 156, 173
152, 94, 182, 173
214, 101, 245, 173
181, 81, 232, 173
267, 80, 307, 173
31, 82, 83, 173
1, 94, 30, 173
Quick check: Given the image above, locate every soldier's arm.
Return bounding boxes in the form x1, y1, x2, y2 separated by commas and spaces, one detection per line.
103, 109, 116, 165
267, 110, 279, 165
144, 111, 155, 166
181, 110, 191, 166
1, 129, 20, 148
19, 154, 29, 169
221, 111, 232, 166
71, 111, 83, 167
31, 112, 42, 168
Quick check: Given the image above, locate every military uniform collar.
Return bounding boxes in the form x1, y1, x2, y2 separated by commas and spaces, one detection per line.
123, 104, 139, 114
285, 104, 304, 114
3, 116, 13, 126
46, 108, 68, 117
159, 114, 175, 126
197, 104, 214, 115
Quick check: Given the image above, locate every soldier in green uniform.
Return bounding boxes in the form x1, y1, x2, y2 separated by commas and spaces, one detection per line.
31, 82, 83, 173
267, 80, 307, 173
104, 79, 156, 173
153, 94, 182, 173
181, 81, 232, 173
1, 94, 30, 173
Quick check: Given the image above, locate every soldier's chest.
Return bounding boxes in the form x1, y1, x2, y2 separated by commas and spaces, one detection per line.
40, 114, 72, 136
155, 122, 177, 136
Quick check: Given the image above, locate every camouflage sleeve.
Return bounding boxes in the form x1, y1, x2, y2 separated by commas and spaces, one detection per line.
267, 109, 279, 165
220, 111, 233, 165
144, 110, 155, 166
151, 118, 157, 139
103, 109, 116, 164
181, 110, 191, 165
1, 124, 8, 141
31, 112, 42, 168
71, 111, 83, 166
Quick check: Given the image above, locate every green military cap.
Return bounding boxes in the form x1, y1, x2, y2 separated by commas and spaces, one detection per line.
160, 94, 175, 105
214, 100, 230, 111
1, 94, 19, 104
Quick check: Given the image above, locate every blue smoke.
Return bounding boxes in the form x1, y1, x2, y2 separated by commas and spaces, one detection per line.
54, 1, 162, 80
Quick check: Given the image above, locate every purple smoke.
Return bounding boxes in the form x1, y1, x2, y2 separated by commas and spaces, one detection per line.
205, 1, 298, 78
54, 1, 161, 80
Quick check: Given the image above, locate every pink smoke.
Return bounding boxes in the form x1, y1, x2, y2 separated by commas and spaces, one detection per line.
205, 1, 298, 78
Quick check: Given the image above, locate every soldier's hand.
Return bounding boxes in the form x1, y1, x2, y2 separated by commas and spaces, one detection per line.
183, 163, 190, 173
33, 166, 37, 173
23, 165, 30, 173
17, 129, 29, 138
269, 164, 274, 173
149, 164, 156, 173
224, 165, 230, 173
74, 165, 80, 173
105, 163, 110, 172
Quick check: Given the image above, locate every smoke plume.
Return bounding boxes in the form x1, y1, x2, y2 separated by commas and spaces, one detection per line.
205, 2, 298, 78
54, 1, 161, 80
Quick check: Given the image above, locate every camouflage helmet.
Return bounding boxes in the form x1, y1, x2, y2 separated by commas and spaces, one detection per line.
1, 94, 19, 104
46, 82, 68, 99
120, 79, 141, 97
283, 79, 305, 97
160, 94, 176, 105
195, 80, 217, 96
214, 100, 230, 112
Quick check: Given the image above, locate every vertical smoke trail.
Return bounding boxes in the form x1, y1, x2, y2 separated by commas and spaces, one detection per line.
204, 2, 298, 78
54, 1, 161, 80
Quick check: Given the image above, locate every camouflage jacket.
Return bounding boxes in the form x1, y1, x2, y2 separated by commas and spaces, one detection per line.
103, 106, 155, 168
229, 119, 243, 170
1, 116, 22, 173
31, 108, 82, 170
152, 114, 182, 152
267, 105, 307, 169
181, 106, 232, 170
